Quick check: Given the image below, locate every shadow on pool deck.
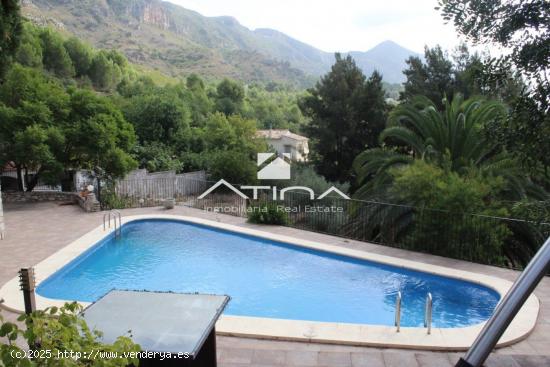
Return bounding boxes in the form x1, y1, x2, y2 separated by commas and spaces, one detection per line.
1, 201, 549, 367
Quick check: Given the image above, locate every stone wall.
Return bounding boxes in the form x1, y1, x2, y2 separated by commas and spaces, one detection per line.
1, 191, 100, 212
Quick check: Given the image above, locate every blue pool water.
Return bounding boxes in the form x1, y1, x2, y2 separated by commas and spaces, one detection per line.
37, 219, 500, 327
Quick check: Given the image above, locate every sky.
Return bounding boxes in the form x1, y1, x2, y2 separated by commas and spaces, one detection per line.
167, 0, 463, 53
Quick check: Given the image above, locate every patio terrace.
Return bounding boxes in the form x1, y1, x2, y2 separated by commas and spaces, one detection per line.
1, 201, 549, 367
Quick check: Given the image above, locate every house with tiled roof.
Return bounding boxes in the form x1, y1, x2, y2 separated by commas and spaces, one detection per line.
256, 129, 309, 162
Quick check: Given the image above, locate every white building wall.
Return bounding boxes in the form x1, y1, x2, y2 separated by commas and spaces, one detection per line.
266, 137, 309, 161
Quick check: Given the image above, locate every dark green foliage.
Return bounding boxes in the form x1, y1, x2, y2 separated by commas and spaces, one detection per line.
207, 149, 258, 184
400, 44, 523, 109
135, 142, 183, 172
0, 303, 140, 367
39, 28, 75, 78
0, 23, 293, 192
352, 95, 548, 267
248, 202, 289, 225
353, 95, 543, 201
89, 51, 122, 90
64, 36, 94, 76
0, 65, 137, 191
0, 0, 22, 79
300, 54, 387, 183
15, 22, 42, 68
389, 160, 510, 264
401, 46, 454, 108
215, 78, 245, 115
244, 83, 307, 131
438, 0, 550, 177
200, 113, 266, 183
65, 89, 137, 178
123, 90, 190, 144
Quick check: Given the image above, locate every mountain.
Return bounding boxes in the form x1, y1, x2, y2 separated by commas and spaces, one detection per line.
21, 0, 418, 86
350, 40, 419, 85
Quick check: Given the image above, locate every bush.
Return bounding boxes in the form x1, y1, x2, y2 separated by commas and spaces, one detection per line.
0, 303, 140, 366
388, 160, 511, 264
247, 202, 288, 225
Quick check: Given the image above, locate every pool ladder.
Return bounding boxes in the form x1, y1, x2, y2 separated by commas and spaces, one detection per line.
395, 291, 402, 332
424, 292, 432, 334
394, 292, 432, 334
103, 210, 122, 239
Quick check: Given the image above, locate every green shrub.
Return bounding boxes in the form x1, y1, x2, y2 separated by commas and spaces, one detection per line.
0, 303, 140, 366
388, 160, 511, 264
247, 202, 288, 225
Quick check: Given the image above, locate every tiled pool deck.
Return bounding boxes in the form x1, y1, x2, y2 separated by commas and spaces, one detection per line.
1, 202, 549, 366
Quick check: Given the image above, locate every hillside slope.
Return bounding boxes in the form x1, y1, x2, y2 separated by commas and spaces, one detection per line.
22, 0, 418, 85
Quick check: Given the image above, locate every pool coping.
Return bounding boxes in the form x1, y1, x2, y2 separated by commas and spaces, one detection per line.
0, 214, 540, 351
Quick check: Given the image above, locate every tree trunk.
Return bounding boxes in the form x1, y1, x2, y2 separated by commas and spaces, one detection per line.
16, 164, 23, 191
25, 168, 43, 192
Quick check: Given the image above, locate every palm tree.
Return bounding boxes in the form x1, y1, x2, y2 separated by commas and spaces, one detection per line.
353, 95, 545, 201
349, 95, 548, 267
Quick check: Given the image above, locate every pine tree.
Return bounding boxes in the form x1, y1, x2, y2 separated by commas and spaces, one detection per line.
300, 54, 387, 183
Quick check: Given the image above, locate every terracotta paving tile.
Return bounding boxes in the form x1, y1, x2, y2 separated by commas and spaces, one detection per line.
415, 352, 453, 367
285, 350, 318, 366
350, 352, 385, 367
382, 351, 420, 367
220, 348, 254, 364
484, 354, 521, 367
317, 351, 352, 367
252, 349, 287, 365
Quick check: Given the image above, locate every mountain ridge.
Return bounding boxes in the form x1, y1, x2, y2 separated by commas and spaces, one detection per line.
22, 0, 419, 85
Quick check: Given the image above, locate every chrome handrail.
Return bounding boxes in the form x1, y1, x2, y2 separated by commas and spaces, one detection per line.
424, 292, 432, 334
103, 210, 122, 239
395, 291, 402, 332
111, 210, 122, 238
103, 212, 111, 230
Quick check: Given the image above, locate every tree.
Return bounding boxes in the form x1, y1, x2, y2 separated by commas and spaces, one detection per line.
0, 66, 137, 191
438, 0, 550, 178
353, 95, 545, 202
65, 89, 137, 176
300, 54, 387, 183
401, 46, 454, 108
215, 78, 244, 115
15, 22, 42, 68
64, 36, 93, 76
186, 74, 213, 126
39, 28, 75, 78
0, 65, 69, 190
123, 89, 190, 145
89, 51, 122, 91
0, 0, 22, 79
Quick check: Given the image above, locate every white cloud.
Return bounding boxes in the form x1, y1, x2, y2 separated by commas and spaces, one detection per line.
166, 0, 464, 53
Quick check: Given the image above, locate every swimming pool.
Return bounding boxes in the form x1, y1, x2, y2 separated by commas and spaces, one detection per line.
37, 219, 500, 328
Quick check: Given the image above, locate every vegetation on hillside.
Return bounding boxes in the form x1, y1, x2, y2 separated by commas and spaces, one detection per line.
0, 0, 548, 268
0, 21, 310, 189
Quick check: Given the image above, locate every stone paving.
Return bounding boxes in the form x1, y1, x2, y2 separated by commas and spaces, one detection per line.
1, 202, 549, 367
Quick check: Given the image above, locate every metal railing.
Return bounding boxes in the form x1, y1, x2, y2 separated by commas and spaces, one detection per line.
456, 236, 550, 367
424, 293, 432, 335
103, 209, 122, 239
98, 177, 550, 269
395, 291, 402, 332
